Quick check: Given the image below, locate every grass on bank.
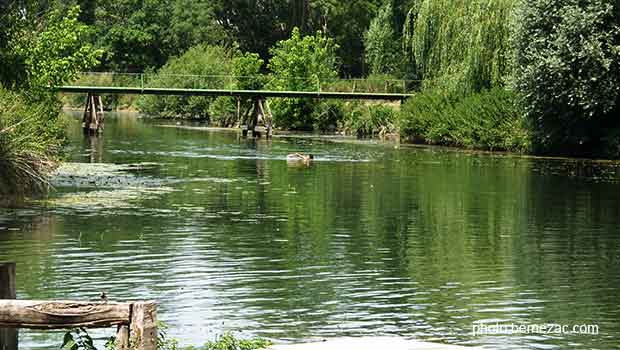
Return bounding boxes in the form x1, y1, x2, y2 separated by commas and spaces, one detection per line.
0, 88, 64, 196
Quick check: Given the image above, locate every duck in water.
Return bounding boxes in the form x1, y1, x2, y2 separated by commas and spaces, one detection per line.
287, 153, 314, 165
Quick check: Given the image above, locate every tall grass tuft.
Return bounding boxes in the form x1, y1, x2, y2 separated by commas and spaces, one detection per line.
0, 88, 63, 196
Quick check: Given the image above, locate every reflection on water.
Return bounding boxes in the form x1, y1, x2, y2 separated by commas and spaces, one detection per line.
1, 113, 619, 349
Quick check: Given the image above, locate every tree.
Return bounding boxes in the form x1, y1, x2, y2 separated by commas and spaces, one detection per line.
267, 27, 340, 130
364, 2, 401, 75
403, 0, 513, 94
13, 6, 103, 91
92, 0, 228, 71
213, 0, 382, 76
511, 0, 620, 156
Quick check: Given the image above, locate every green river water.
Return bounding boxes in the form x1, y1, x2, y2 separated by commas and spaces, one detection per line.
1, 112, 619, 349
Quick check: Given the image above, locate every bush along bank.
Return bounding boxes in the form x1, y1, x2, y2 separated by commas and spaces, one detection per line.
398, 88, 531, 153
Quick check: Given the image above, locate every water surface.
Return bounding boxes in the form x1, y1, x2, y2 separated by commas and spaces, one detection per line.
1, 113, 619, 349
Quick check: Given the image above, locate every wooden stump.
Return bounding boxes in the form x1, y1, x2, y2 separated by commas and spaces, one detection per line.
0, 263, 17, 350
129, 302, 157, 350
115, 325, 130, 350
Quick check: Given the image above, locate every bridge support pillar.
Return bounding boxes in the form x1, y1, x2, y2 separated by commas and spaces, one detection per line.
82, 93, 105, 135
241, 97, 272, 139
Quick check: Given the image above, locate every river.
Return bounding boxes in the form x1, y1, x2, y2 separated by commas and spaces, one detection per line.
1, 112, 619, 349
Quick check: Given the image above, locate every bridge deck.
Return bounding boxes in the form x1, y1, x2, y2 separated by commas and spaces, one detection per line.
58, 86, 412, 100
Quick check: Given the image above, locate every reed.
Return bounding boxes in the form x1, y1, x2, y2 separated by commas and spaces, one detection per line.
0, 89, 62, 196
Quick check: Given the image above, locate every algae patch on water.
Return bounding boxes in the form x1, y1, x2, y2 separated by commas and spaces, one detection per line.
38, 162, 175, 211
50, 162, 166, 188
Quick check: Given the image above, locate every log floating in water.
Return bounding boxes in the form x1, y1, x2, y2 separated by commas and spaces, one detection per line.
0, 300, 131, 329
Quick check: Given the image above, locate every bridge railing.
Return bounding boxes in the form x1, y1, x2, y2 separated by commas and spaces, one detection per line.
68, 72, 419, 94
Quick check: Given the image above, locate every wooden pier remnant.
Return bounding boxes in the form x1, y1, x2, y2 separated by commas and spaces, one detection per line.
241, 96, 273, 138
0, 262, 16, 350
0, 262, 157, 350
82, 93, 105, 134
0, 300, 157, 350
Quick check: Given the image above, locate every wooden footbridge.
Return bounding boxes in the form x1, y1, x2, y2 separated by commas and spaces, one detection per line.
58, 73, 415, 137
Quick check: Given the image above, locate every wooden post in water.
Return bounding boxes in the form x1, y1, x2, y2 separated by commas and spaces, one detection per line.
0, 262, 17, 350
82, 93, 105, 134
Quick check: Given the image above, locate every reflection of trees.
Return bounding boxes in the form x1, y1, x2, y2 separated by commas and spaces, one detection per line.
0, 215, 60, 298
6, 118, 620, 347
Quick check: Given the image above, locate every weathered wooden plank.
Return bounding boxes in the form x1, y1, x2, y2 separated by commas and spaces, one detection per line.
0, 300, 130, 329
0, 263, 17, 350
129, 302, 157, 350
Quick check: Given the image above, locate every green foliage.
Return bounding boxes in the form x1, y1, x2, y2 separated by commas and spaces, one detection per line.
92, 0, 228, 71
340, 103, 398, 138
208, 97, 239, 127
398, 87, 530, 152
202, 332, 271, 350
403, 0, 514, 94
13, 5, 103, 92
212, 0, 381, 76
267, 28, 340, 130
268, 28, 339, 90
310, 100, 345, 132
136, 45, 234, 120
511, 0, 620, 157
60, 327, 269, 350
232, 53, 265, 90
364, 2, 401, 75
61, 328, 97, 350
0, 89, 64, 196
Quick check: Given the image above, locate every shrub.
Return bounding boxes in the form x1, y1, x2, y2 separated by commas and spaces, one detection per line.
511, 0, 620, 157
136, 45, 234, 120
341, 103, 399, 138
311, 99, 345, 132
208, 96, 238, 127
398, 87, 530, 152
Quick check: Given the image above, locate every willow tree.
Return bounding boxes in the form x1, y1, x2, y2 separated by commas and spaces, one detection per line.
403, 0, 515, 94
364, 2, 401, 75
